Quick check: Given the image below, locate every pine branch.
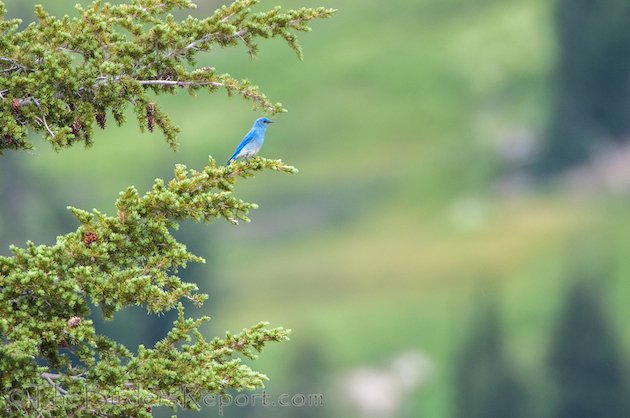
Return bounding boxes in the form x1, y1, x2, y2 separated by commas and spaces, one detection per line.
0, 157, 295, 417
0, 0, 335, 152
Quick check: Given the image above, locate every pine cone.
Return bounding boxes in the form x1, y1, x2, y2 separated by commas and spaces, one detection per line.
83, 231, 98, 246
146, 103, 156, 132
67, 316, 81, 328
10, 99, 21, 116
71, 118, 82, 137
95, 112, 106, 129
2, 134, 16, 148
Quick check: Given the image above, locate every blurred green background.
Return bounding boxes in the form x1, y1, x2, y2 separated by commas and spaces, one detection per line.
2, 0, 630, 417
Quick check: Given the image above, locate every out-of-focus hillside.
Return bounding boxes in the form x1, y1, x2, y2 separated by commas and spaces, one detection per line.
3, 1, 630, 417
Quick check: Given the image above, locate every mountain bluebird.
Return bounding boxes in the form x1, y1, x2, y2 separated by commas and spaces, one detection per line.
226, 117, 273, 165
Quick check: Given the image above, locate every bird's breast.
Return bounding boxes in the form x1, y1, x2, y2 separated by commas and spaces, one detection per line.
241, 140, 263, 156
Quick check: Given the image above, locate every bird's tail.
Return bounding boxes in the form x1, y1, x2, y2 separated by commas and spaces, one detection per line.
225, 147, 242, 166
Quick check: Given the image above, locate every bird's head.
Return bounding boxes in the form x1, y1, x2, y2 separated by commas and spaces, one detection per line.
254, 117, 273, 129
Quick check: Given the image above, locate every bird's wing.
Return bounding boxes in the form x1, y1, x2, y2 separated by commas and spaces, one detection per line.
227, 130, 256, 163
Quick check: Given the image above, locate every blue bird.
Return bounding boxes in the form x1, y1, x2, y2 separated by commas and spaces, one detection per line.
226, 117, 274, 165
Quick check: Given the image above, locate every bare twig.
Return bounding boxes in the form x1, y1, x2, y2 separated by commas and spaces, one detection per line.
41, 372, 69, 396
136, 79, 222, 88
1, 66, 20, 73
167, 28, 248, 59
20, 97, 40, 107
0, 56, 31, 72
34, 115, 55, 138
3, 96, 40, 106
0, 57, 21, 66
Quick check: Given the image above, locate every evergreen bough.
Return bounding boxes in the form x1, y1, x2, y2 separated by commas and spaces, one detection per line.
0, 1, 334, 416
0, 0, 334, 152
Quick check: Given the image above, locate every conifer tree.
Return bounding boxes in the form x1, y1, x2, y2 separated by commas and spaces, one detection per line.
453, 293, 528, 418
0, 1, 334, 417
279, 339, 328, 418
548, 280, 626, 418
537, 0, 630, 173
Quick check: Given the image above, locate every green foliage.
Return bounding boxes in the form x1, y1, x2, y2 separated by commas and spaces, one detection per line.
0, 0, 334, 152
0, 156, 297, 417
548, 280, 626, 418
0, 2, 332, 415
